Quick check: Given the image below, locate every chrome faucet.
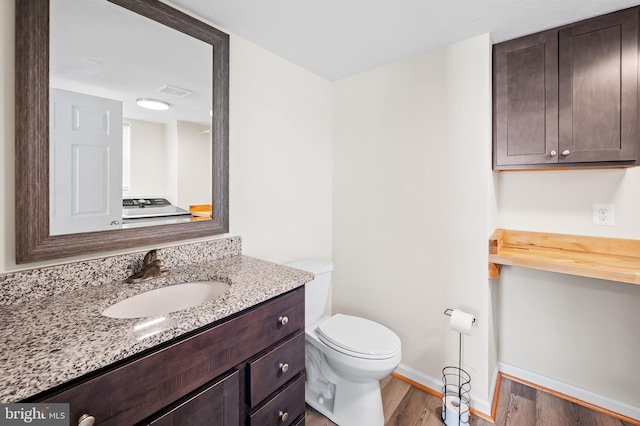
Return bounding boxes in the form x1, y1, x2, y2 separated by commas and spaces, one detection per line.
125, 250, 169, 283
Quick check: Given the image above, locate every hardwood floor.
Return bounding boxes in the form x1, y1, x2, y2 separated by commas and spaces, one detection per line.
305, 375, 636, 426
491, 377, 635, 426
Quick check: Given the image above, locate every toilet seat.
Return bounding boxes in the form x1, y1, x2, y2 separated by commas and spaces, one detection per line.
315, 314, 401, 360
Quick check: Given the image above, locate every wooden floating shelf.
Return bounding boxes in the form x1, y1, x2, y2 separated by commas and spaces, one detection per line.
488, 229, 640, 285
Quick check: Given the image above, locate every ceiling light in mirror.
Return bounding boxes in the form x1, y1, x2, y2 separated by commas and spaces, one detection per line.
137, 98, 170, 110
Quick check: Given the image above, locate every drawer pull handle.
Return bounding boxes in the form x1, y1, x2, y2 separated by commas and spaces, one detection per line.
279, 362, 289, 373
279, 411, 289, 422
279, 316, 289, 326
78, 414, 95, 426
561, 149, 570, 156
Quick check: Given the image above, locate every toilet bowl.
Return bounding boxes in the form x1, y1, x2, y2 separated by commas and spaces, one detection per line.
286, 259, 402, 426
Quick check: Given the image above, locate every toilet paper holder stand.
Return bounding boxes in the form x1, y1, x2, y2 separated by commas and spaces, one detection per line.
442, 308, 474, 425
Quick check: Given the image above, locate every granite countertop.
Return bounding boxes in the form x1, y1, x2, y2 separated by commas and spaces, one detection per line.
0, 255, 313, 402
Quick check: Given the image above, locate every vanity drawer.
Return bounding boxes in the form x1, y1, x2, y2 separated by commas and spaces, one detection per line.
249, 374, 305, 426
248, 331, 305, 406
34, 287, 304, 426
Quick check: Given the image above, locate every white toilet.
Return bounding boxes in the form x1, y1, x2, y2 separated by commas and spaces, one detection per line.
287, 259, 402, 426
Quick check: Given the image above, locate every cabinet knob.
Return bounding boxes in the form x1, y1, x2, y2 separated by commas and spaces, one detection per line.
549, 150, 557, 157
78, 414, 95, 426
279, 362, 289, 373
278, 411, 289, 422
278, 316, 289, 326
561, 150, 570, 156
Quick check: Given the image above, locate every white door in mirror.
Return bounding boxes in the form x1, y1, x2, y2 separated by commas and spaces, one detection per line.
50, 89, 123, 236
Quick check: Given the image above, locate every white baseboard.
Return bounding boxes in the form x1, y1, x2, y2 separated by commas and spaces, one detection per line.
394, 363, 492, 417
499, 363, 640, 422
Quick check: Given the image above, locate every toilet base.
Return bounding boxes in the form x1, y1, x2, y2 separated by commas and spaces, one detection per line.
305, 374, 385, 426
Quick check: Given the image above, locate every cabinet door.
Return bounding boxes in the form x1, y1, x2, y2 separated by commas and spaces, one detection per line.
146, 370, 239, 426
493, 29, 559, 167
559, 8, 638, 163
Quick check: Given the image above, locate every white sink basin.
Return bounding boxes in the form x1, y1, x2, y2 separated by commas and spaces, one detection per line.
102, 281, 231, 319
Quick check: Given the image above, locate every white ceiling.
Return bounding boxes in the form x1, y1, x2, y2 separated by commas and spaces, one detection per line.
169, 0, 640, 80
51, 0, 212, 124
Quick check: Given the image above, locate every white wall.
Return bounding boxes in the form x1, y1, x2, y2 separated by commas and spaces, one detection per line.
165, 120, 179, 206
158, 119, 213, 209
175, 120, 212, 210
497, 168, 640, 408
0, 1, 333, 272
332, 34, 495, 406
124, 118, 169, 199
228, 35, 333, 263
498, 169, 640, 238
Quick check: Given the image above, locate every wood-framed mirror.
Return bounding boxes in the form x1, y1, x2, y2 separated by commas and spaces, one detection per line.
15, 0, 229, 264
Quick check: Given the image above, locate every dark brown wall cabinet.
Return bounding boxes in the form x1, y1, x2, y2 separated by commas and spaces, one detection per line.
30, 288, 306, 426
493, 7, 639, 170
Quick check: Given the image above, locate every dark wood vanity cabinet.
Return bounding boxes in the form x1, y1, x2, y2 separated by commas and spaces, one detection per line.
30, 287, 306, 426
493, 7, 639, 170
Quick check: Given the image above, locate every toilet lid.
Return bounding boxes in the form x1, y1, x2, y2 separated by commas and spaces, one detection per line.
316, 314, 401, 359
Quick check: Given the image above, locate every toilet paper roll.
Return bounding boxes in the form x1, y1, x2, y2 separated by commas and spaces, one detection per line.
442, 396, 470, 426
450, 309, 474, 335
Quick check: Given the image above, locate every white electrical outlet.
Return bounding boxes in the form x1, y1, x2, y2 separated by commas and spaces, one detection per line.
592, 203, 615, 226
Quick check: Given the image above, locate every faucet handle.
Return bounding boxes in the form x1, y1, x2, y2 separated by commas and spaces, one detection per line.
124, 250, 167, 284
143, 250, 158, 266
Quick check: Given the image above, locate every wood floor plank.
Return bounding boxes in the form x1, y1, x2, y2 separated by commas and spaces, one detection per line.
381, 374, 412, 423
503, 392, 537, 426
579, 402, 635, 426
386, 386, 441, 426
304, 407, 327, 426
470, 414, 496, 426
564, 400, 598, 425
420, 387, 444, 423
536, 387, 573, 426
305, 405, 337, 426
304, 405, 336, 426
495, 374, 513, 423
511, 380, 537, 402
380, 374, 394, 391
588, 403, 636, 426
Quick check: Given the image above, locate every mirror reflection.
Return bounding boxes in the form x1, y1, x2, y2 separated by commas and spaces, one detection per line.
49, 0, 213, 235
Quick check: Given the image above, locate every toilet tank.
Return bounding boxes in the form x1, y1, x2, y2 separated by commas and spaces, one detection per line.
286, 259, 333, 325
